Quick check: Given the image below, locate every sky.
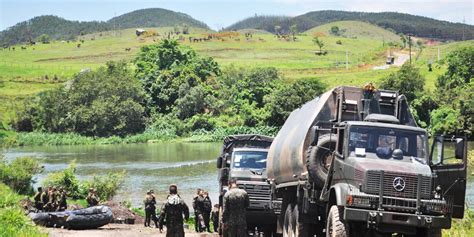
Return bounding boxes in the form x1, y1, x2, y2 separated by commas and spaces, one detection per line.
0, 0, 473, 31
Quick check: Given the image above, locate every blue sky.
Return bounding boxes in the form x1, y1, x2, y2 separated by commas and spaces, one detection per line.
0, 0, 472, 30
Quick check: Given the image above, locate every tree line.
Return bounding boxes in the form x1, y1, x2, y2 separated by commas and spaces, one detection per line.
226, 10, 474, 41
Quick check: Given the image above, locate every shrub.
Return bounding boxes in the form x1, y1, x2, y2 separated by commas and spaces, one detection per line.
42, 160, 83, 199
83, 170, 126, 201
0, 157, 41, 194
379, 63, 425, 102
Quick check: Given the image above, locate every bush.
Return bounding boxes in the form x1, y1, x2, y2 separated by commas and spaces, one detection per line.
429, 106, 463, 135
0, 157, 41, 194
0, 183, 46, 237
42, 160, 83, 199
83, 171, 126, 201
379, 63, 425, 102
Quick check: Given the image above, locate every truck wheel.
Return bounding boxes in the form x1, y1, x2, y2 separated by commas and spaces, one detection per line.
283, 204, 295, 237
293, 204, 312, 237
306, 134, 337, 189
419, 228, 442, 237
326, 205, 348, 237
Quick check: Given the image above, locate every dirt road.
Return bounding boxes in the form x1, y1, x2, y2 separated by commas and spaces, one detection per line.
47, 224, 218, 237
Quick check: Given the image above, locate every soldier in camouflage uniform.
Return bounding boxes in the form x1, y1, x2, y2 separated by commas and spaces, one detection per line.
222, 180, 249, 237
159, 184, 190, 237
144, 190, 159, 227
86, 188, 100, 207
192, 188, 202, 232
33, 187, 44, 212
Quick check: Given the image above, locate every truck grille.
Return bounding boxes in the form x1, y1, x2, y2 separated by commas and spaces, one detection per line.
238, 183, 272, 210
365, 170, 431, 199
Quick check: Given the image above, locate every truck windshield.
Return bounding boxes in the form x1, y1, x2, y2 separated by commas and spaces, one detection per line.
348, 126, 427, 160
232, 151, 268, 169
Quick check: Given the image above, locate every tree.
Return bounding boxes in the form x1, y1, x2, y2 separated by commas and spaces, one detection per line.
37, 33, 50, 44
379, 63, 425, 102
274, 25, 281, 35
313, 36, 325, 53
16, 61, 147, 137
430, 106, 463, 135
290, 24, 297, 41
134, 40, 220, 114
437, 46, 473, 91
330, 26, 340, 36
399, 33, 407, 48
264, 78, 326, 126
182, 24, 189, 34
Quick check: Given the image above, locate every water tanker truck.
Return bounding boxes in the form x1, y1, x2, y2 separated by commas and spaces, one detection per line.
267, 85, 468, 236
216, 135, 278, 235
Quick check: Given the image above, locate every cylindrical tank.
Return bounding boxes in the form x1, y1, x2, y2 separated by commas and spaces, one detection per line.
267, 88, 337, 185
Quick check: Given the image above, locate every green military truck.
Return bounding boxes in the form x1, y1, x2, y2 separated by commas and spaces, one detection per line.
267, 85, 468, 236
216, 135, 278, 235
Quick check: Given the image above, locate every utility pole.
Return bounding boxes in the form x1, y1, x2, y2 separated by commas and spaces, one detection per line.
345, 50, 349, 70
408, 34, 412, 65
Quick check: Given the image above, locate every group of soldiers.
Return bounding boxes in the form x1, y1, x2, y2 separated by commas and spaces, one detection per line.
33, 186, 101, 212
33, 186, 67, 212
192, 188, 216, 233
152, 180, 249, 237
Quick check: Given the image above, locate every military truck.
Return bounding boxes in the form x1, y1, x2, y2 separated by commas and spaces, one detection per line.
216, 135, 278, 235
267, 85, 468, 236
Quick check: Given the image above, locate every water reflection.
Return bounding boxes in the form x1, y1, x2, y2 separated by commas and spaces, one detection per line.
5, 143, 221, 210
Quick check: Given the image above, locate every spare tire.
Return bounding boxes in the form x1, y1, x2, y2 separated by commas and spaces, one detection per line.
306, 134, 337, 189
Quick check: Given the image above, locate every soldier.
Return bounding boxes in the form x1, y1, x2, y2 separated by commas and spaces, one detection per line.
45, 186, 58, 212
33, 187, 44, 212
144, 190, 159, 228
58, 188, 67, 211
192, 188, 202, 232
222, 180, 249, 237
86, 188, 100, 207
202, 191, 212, 232
211, 204, 219, 233
195, 190, 206, 232
41, 187, 49, 211
159, 184, 189, 237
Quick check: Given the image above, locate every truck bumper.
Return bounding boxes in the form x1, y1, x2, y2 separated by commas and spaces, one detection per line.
344, 207, 451, 229
246, 209, 277, 225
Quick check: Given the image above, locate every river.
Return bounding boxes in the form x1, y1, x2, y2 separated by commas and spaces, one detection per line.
4, 142, 474, 211
4, 142, 222, 210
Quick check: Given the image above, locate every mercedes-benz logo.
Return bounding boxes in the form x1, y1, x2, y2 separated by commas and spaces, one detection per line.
393, 177, 405, 192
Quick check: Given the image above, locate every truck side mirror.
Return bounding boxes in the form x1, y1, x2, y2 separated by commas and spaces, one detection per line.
310, 126, 319, 146
455, 138, 465, 159
217, 156, 223, 168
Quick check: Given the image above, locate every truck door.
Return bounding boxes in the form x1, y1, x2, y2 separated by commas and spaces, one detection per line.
429, 135, 468, 218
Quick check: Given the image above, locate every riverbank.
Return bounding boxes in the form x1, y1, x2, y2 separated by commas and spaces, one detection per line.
6, 126, 278, 146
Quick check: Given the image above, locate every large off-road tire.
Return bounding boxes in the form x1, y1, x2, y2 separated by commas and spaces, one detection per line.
293, 204, 312, 237
306, 134, 337, 189
416, 228, 442, 237
283, 204, 295, 237
326, 205, 349, 237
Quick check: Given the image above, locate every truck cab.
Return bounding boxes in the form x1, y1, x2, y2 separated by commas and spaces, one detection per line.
266, 85, 468, 236
216, 135, 276, 235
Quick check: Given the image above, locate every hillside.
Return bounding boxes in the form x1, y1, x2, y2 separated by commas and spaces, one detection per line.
0, 15, 110, 45
226, 10, 474, 41
107, 8, 209, 30
306, 21, 400, 42
0, 8, 209, 45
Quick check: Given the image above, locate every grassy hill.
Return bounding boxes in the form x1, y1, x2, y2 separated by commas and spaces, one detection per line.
107, 8, 209, 29
226, 10, 474, 41
305, 21, 400, 42
0, 8, 210, 45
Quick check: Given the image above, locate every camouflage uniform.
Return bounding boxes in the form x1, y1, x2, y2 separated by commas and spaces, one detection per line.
202, 195, 212, 232
45, 188, 58, 212
159, 194, 190, 237
144, 193, 159, 227
86, 191, 100, 207
222, 187, 249, 237
58, 190, 67, 211
33, 188, 44, 212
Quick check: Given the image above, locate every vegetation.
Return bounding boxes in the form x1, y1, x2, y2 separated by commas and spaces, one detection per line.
0, 183, 46, 237
0, 8, 210, 45
0, 156, 42, 194
227, 10, 474, 41
43, 160, 126, 201
379, 63, 425, 102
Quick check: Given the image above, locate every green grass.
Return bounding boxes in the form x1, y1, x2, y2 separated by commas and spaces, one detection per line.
305, 20, 401, 42
0, 183, 46, 237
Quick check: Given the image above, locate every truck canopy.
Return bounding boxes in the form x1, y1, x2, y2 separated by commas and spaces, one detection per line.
221, 134, 274, 156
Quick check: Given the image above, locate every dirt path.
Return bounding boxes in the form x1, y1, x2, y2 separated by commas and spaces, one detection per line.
392, 51, 411, 66
47, 224, 218, 237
